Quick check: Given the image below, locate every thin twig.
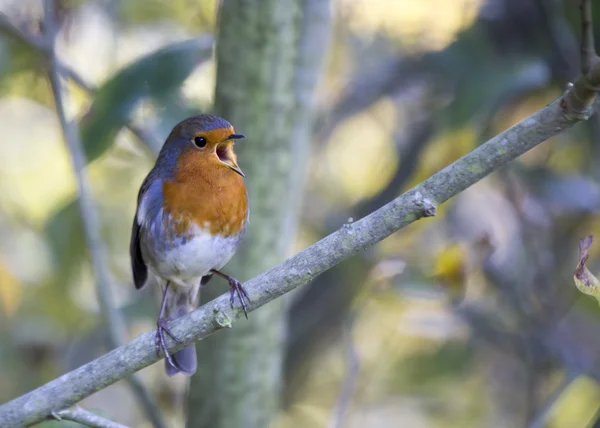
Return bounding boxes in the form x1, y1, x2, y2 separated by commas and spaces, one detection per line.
328, 318, 360, 428
41, 3, 166, 428
581, 0, 599, 74
52, 407, 129, 428
59, 63, 162, 152
2, 63, 600, 424
0, 11, 161, 154
563, 1, 600, 118
0, 12, 48, 51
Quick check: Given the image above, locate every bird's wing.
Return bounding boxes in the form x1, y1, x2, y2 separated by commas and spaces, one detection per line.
130, 213, 147, 290
130, 175, 163, 289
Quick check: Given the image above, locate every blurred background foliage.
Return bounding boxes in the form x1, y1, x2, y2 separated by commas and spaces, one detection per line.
1, 0, 600, 427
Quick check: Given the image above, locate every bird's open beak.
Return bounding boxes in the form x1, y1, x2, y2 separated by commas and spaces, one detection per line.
218, 134, 246, 177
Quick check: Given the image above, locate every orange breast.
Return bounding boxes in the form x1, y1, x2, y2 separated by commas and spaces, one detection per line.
162, 154, 248, 238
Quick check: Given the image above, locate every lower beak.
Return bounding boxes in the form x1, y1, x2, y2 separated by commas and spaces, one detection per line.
229, 163, 245, 177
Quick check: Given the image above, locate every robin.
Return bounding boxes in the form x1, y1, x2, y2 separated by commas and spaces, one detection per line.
129, 114, 250, 376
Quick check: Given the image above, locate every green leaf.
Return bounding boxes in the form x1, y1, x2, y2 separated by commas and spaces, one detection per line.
80, 37, 213, 163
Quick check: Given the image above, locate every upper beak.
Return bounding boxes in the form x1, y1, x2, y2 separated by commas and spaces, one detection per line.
229, 133, 246, 140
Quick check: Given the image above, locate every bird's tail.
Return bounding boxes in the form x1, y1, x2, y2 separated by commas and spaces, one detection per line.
163, 283, 199, 376
166, 342, 196, 376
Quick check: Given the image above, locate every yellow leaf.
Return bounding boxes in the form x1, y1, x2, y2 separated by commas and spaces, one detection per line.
0, 261, 22, 317
433, 244, 466, 295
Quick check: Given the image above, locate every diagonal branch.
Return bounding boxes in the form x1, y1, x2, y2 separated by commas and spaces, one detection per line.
0, 11, 162, 154
327, 318, 360, 428
2, 60, 600, 426
0, 12, 48, 51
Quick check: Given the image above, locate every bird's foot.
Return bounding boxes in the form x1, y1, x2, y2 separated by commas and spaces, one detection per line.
227, 276, 251, 319
155, 317, 184, 370
209, 269, 251, 318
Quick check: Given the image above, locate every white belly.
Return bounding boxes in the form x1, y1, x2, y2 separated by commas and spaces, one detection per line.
144, 228, 242, 287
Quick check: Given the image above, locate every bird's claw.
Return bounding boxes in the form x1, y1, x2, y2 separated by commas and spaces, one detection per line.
227, 278, 251, 319
155, 317, 183, 371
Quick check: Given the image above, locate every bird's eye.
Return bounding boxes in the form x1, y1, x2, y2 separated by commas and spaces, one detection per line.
193, 136, 207, 148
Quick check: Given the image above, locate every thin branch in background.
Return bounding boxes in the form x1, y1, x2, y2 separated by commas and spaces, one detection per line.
328, 317, 360, 428
0, 11, 162, 154
44, 0, 125, 358
41, 3, 166, 428
58, 63, 163, 154
51, 407, 129, 428
0, 12, 48, 51
534, 0, 579, 81
563, 0, 600, 118
125, 122, 162, 154
580, 0, 599, 75
356, 111, 434, 219
57, 51, 163, 154
578, 0, 600, 178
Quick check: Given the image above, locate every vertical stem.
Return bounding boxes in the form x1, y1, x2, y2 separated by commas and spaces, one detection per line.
186, 1, 331, 427
44, 0, 126, 348
581, 0, 598, 74
43, 3, 166, 427
327, 319, 360, 428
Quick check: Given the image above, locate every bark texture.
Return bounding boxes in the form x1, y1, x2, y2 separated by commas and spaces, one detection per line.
186, 1, 331, 427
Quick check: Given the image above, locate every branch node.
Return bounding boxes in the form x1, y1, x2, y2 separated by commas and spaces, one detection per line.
561, 75, 600, 120
213, 306, 233, 328
412, 191, 437, 218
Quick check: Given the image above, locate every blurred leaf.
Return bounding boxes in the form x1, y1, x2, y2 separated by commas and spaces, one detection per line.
426, 27, 550, 131
0, 259, 21, 317
432, 243, 466, 299
79, 37, 213, 163
44, 199, 85, 286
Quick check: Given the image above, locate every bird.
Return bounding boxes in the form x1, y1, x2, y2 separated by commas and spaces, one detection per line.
129, 114, 250, 376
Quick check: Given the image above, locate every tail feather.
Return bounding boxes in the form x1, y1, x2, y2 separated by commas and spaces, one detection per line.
162, 282, 200, 376
166, 344, 197, 376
